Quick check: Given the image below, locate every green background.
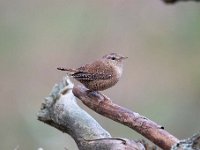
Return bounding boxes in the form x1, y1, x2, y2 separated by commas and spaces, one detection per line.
0, 0, 200, 149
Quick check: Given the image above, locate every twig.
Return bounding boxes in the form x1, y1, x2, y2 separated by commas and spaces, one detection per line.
162, 0, 200, 4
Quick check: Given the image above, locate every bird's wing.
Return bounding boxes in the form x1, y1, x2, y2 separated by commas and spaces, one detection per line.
73, 60, 114, 81
72, 72, 112, 81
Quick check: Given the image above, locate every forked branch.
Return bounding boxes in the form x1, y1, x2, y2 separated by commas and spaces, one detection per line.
37, 77, 146, 150
38, 76, 200, 150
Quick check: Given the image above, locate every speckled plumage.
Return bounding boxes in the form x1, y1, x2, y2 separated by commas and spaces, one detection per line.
57, 53, 127, 91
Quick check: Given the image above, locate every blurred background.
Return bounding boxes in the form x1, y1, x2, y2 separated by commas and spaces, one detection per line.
0, 0, 200, 149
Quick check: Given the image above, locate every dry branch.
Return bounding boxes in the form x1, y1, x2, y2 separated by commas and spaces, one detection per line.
73, 85, 179, 150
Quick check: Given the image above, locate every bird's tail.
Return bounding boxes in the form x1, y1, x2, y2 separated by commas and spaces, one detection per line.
57, 67, 77, 73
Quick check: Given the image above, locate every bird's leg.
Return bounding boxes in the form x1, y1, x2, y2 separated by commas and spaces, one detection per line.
86, 90, 105, 101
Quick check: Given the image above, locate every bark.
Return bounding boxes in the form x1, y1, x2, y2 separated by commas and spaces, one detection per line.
171, 132, 200, 150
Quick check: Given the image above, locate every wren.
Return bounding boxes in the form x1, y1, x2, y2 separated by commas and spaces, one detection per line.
57, 53, 127, 91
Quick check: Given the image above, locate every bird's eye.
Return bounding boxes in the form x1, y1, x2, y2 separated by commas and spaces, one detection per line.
111, 57, 116, 60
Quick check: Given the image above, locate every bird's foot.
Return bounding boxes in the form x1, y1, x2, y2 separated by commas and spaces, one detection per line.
86, 90, 105, 102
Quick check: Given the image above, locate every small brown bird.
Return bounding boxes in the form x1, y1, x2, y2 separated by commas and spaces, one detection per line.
57, 53, 127, 91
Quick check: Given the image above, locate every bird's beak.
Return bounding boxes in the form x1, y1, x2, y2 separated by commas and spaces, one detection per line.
121, 56, 128, 59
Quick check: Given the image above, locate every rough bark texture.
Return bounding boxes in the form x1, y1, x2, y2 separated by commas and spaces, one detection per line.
37, 77, 146, 150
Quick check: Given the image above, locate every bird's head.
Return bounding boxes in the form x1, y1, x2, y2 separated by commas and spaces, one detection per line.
102, 53, 128, 67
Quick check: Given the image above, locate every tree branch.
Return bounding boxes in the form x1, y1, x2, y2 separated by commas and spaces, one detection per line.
172, 132, 200, 150
162, 0, 200, 4
37, 77, 146, 150
72, 85, 180, 150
